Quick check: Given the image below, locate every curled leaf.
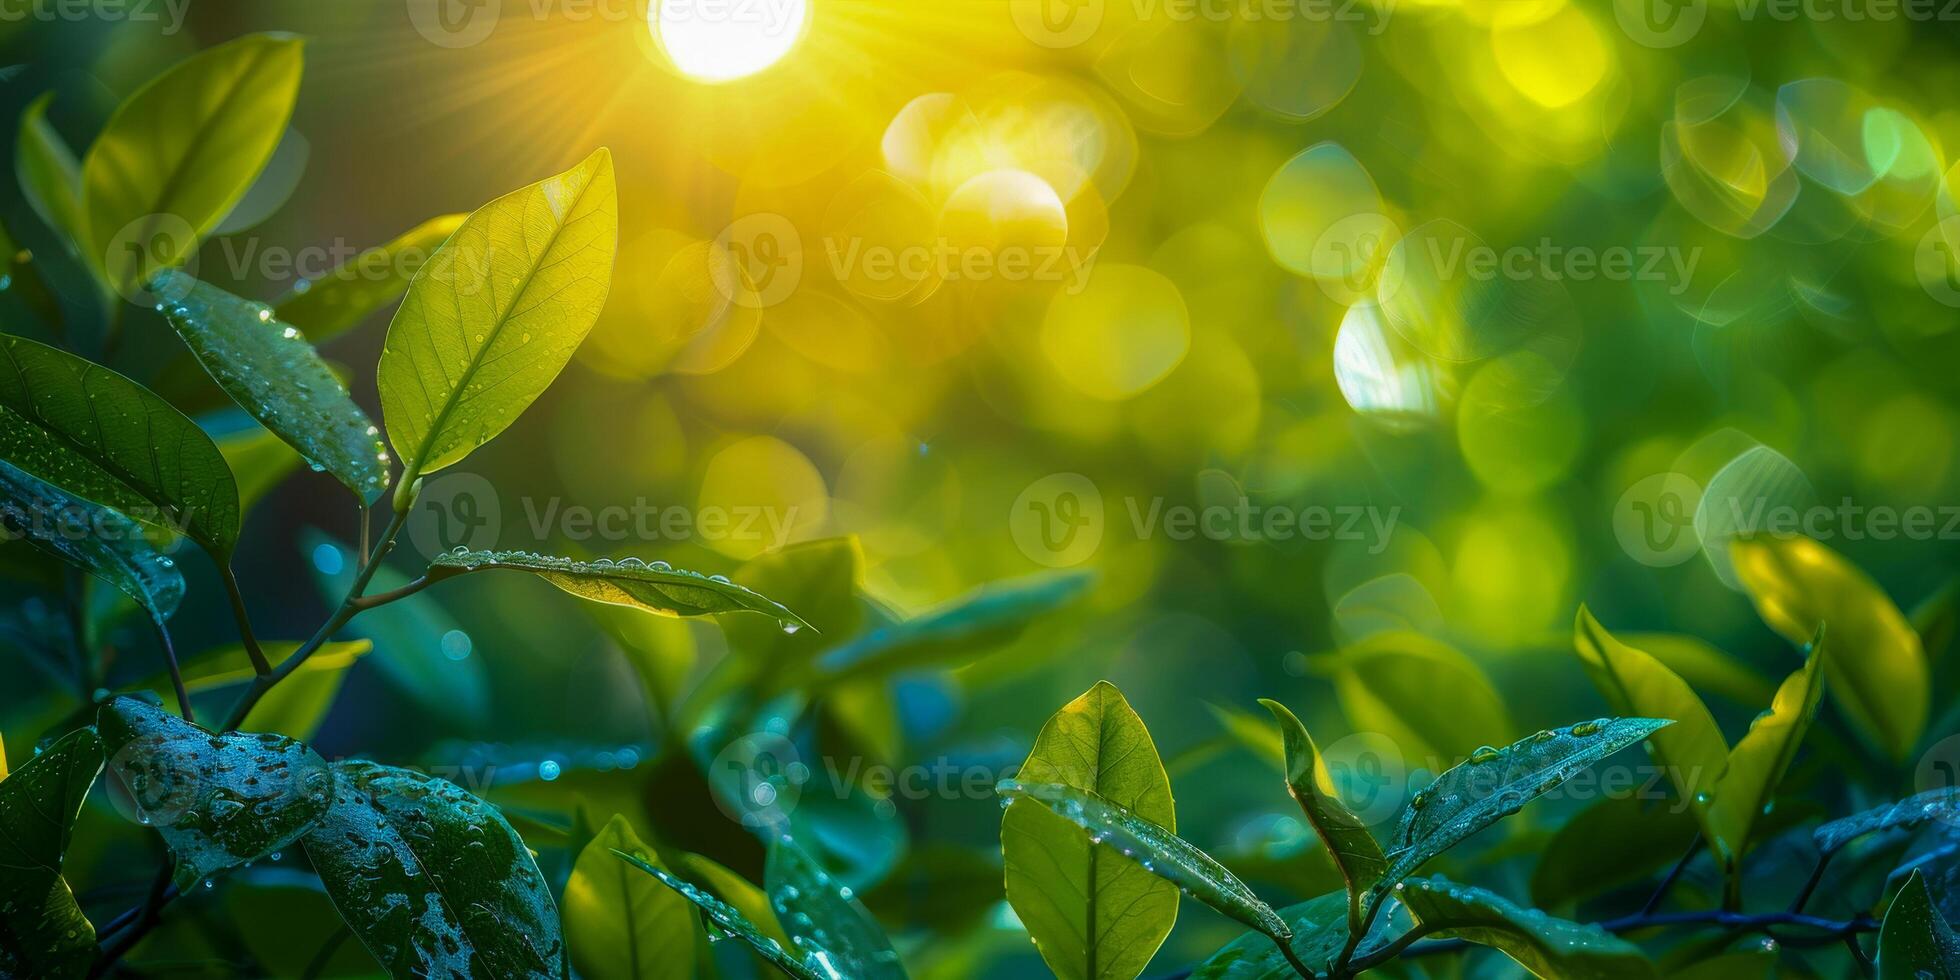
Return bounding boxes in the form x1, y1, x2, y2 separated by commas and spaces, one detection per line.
1260, 698, 1385, 932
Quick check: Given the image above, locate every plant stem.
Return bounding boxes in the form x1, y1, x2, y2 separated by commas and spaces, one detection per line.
1791, 851, 1834, 914
350, 575, 431, 610
148, 618, 191, 723
89, 866, 172, 977
217, 564, 271, 676
1349, 908, 1881, 972
1641, 832, 1702, 915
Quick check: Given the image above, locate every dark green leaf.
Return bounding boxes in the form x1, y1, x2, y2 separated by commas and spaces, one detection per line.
615, 848, 823, 980
564, 814, 696, 980
1379, 717, 1673, 895
1816, 789, 1960, 856
1190, 890, 1384, 980
97, 696, 333, 888
0, 459, 184, 624
999, 780, 1288, 945
82, 33, 303, 295
275, 213, 466, 342
426, 549, 808, 628
766, 833, 908, 979
0, 333, 239, 559
378, 148, 617, 481
1397, 876, 1656, 979
0, 727, 103, 980
814, 570, 1092, 682
302, 761, 564, 978
1001, 680, 1179, 980
1880, 871, 1960, 980
154, 271, 389, 502
1260, 698, 1385, 932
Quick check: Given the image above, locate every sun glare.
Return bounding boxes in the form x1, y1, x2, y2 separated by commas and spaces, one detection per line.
651, 0, 809, 83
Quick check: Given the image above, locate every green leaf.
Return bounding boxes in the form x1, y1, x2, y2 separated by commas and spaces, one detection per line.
426, 549, 808, 627
154, 271, 389, 502
1396, 876, 1656, 979
564, 814, 696, 980
1326, 630, 1513, 765
0, 333, 239, 560
1574, 607, 1728, 829
306, 531, 491, 732
215, 420, 304, 518
82, 33, 303, 296
0, 459, 185, 625
998, 780, 1289, 944
0, 728, 103, 980
1881, 870, 1960, 980
614, 848, 823, 980
1704, 642, 1825, 870
1731, 535, 1928, 761
677, 851, 793, 949
1531, 794, 1698, 908
139, 639, 372, 740
274, 213, 467, 342
379, 148, 617, 481
1001, 681, 1179, 980
723, 537, 864, 667
16, 93, 87, 262
766, 833, 908, 979
1190, 890, 1384, 980
96, 696, 333, 889
1616, 632, 1777, 706
815, 569, 1093, 683
302, 761, 564, 978
1378, 717, 1673, 895
1817, 788, 1960, 856
1259, 698, 1385, 933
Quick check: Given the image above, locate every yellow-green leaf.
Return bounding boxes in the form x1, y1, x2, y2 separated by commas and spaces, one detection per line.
275, 213, 466, 342
425, 549, 808, 627
1327, 630, 1513, 766
379, 148, 617, 482
565, 815, 696, 980
1732, 535, 1927, 761
81, 33, 303, 296
1574, 608, 1729, 826
1616, 632, 1777, 706
615, 849, 820, 980
676, 851, 792, 950
1259, 698, 1384, 933
1002, 681, 1178, 980
16, 93, 86, 262
1705, 641, 1825, 872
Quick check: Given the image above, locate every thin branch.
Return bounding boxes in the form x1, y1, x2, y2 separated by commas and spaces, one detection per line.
89, 866, 173, 977
1642, 832, 1702, 915
358, 505, 371, 570
216, 564, 270, 676
350, 575, 431, 610
1359, 908, 1882, 970
1791, 851, 1835, 914
148, 617, 191, 723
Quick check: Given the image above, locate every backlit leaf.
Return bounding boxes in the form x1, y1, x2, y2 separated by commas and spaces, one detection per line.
0, 728, 102, 980
1732, 535, 1927, 761
0, 333, 239, 559
1574, 607, 1728, 833
155, 271, 389, 502
615, 848, 822, 980
303, 761, 563, 978
1397, 876, 1656, 979
0, 459, 185, 625
275, 214, 466, 342
815, 569, 1093, 683
97, 696, 334, 889
81, 33, 303, 295
998, 780, 1290, 944
1704, 642, 1824, 870
1879, 871, 1960, 980
766, 833, 908, 979
564, 814, 695, 980
136, 639, 372, 740
1327, 630, 1513, 765
16, 93, 86, 262
379, 148, 617, 481
1615, 632, 1777, 706
1260, 698, 1385, 932
1001, 680, 1179, 980
1379, 717, 1672, 895
426, 549, 807, 627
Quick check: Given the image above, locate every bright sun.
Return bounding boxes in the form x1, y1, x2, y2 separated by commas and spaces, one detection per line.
651, 0, 810, 83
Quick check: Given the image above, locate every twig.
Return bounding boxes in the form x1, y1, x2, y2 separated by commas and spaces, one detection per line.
1351, 908, 1882, 971
1791, 851, 1834, 914
89, 866, 172, 977
147, 618, 191, 723
1642, 832, 1702, 915
217, 564, 271, 676
350, 575, 431, 610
